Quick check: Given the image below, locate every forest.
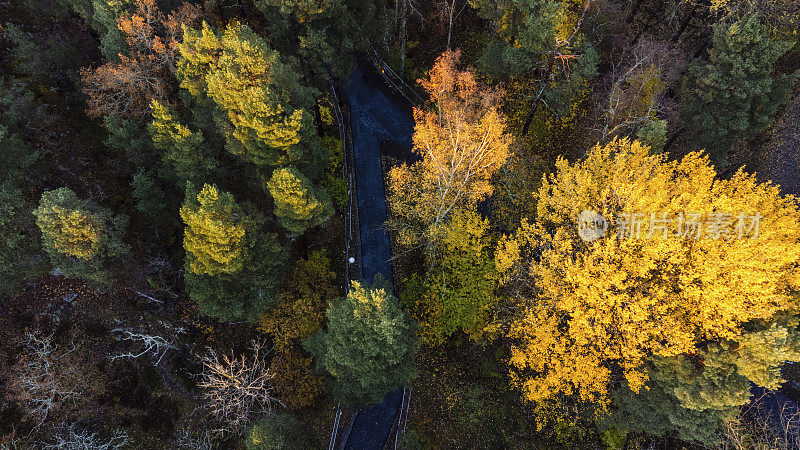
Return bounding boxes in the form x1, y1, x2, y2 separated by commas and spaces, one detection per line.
1, 0, 800, 448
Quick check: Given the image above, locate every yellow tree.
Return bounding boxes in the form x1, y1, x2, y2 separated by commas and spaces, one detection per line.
387, 49, 512, 262
179, 183, 247, 276
497, 138, 800, 405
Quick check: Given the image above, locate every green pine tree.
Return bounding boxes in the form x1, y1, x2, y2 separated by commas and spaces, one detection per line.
683, 15, 796, 163
178, 22, 318, 167
305, 279, 418, 406
33, 187, 129, 286
265, 165, 333, 235
148, 100, 217, 184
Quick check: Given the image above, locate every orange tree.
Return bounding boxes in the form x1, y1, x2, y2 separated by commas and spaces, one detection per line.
387, 49, 512, 266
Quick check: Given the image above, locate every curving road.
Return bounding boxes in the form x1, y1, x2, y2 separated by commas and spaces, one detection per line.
340, 67, 414, 449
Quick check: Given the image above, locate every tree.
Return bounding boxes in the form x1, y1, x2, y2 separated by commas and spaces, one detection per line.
682, 16, 796, 163
5, 332, 108, 428
473, 0, 599, 132
178, 22, 318, 167
199, 341, 282, 435
265, 166, 333, 235
497, 138, 800, 406
611, 318, 800, 446
305, 279, 418, 406
246, 413, 312, 450
268, 348, 324, 410
405, 208, 498, 344
258, 251, 334, 409
387, 50, 511, 264
180, 183, 287, 321
80, 0, 201, 119
130, 169, 168, 217
0, 186, 45, 295
33, 187, 129, 286
180, 183, 247, 276
258, 250, 337, 350
596, 38, 682, 145
148, 100, 217, 184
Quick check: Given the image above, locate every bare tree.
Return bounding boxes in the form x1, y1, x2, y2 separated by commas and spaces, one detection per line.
395, 0, 423, 75
109, 327, 178, 366
198, 341, 282, 434
5, 333, 81, 429
716, 397, 800, 450
42, 423, 129, 450
439, 0, 468, 50
595, 37, 683, 144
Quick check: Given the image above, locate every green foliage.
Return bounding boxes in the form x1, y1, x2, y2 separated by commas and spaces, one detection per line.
305, 279, 418, 406
474, 0, 561, 79
148, 100, 218, 184
181, 183, 287, 321
178, 22, 318, 168
4, 23, 88, 81
683, 15, 796, 163
265, 166, 333, 234
611, 318, 800, 446
103, 115, 151, 166
130, 169, 167, 218
61, 0, 133, 60
0, 186, 45, 294
180, 183, 247, 276
636, 119, 667, 154
407, 209, 498, 344
33, 187, 129, 286
0, 125, 40, 187
246, 413, 312, 450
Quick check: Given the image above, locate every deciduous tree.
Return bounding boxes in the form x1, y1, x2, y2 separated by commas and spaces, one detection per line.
497, 138, 800, 406
405, 208, 498, 344
80, 0, 201, 119
387, 50, 511, 264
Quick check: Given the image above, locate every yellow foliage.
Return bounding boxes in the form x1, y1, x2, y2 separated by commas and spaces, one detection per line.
387, 50, 512, 254
180, 184, 246, 276
500, 138, 800, 405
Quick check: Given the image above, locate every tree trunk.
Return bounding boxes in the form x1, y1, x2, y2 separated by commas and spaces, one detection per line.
672, 5, 696, 43
446, 0, 455, 50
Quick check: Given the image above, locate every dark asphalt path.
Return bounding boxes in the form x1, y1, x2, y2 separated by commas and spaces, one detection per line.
340, 68, 414, 449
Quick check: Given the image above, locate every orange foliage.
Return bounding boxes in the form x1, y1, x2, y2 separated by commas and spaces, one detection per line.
80, 0, 201, 119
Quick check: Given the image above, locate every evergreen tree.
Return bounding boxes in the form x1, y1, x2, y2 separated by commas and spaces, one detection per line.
683, 15, 796, 163
148, 100, 217, 184
0, 186, 45, 295
180, 183, 287, 321
179, 183, 247, 276
305, 279, 418, 406
130, 169, 167, 218
265, 166, 333, 235
33, 187, 129, 286
178, 22, 318, 167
